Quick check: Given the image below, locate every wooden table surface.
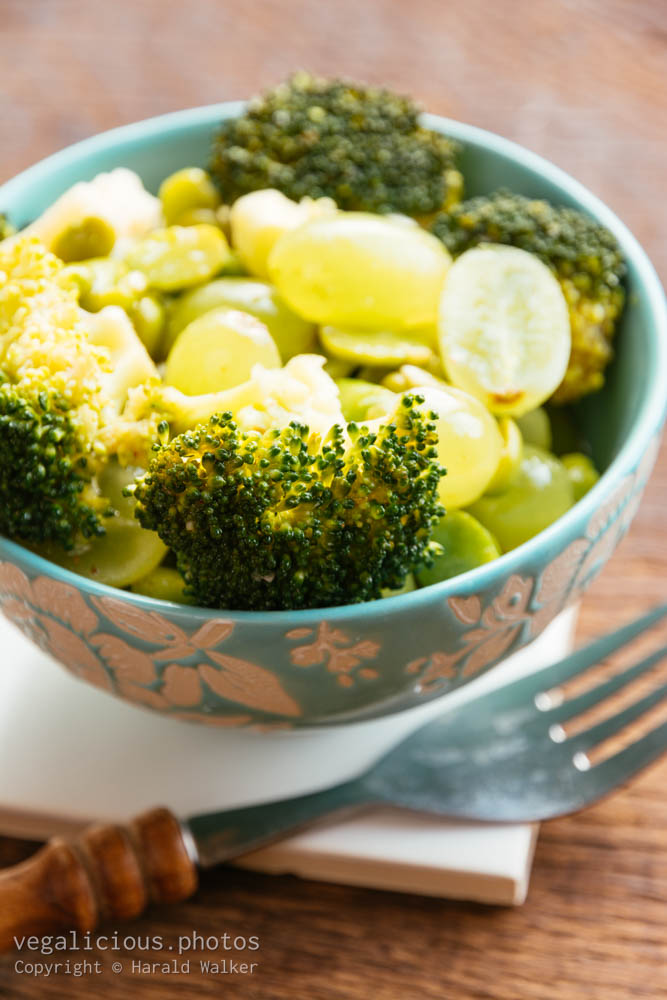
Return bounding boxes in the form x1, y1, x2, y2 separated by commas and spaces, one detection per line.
0, 1, 665, 996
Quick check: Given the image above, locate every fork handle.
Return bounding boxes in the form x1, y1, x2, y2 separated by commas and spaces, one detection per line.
0, 808, 197, 952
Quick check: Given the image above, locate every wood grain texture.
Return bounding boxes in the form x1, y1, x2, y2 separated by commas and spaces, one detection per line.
0, 810, 197, 952
0, 0, 665, 995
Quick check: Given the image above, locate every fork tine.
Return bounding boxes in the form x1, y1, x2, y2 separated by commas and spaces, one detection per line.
523, 602, 667, 698
578, 721, 667, 793
568, 682, 667, 754
546, 644, 667, 725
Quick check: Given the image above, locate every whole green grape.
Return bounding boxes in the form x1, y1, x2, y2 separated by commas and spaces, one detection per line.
269, 212, 451, 329
165, 307, 280, 394
131, 566, 195, 604
128, 294, 165, 358
416, 386, 504, 509
164, 277, 316, 361
416, 511, 500, 587
561, 452, 599, 502
467, 445, 574, 551
33, 461, 167, 587
516, 407, 552, 451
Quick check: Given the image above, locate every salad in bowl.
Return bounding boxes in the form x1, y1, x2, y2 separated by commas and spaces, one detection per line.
0, 74, 663, 727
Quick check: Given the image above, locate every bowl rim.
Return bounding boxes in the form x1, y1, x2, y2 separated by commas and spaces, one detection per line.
0, 102, 665, 625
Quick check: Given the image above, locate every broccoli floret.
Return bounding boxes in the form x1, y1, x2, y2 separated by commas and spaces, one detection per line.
430, 191, 626, 403
132, 396, 445, 610
210, 72, 462, 216
0, 237, 161, 549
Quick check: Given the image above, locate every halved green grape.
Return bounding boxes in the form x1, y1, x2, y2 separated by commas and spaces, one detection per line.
485, 417, 523, 495
561, 452, 600, 502
468, 445, 574, 552
438, 245, 571, 416
269, 212, 451, 329
165, 307, 281, 395
52, 216, 116, 261
416, 385, 504, 509
34, 461, 167, 587
42, 521, 168, 588
124, 224, 230, 291
230, 189, 337, 279
516, 407, 552, 451
319, 325, 437, 367
164, 278, 316, 361
416, 511, 500, 587
131, 566, 195, 604
159, 167, 221, 226
97, 460, 142, 518
128, 294, 165, 358
336, 378, 397, 422
381, 573, 417, 598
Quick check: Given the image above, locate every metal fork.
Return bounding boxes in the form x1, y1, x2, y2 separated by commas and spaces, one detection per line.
191, 603, 667, 861
1, 606, 665, 945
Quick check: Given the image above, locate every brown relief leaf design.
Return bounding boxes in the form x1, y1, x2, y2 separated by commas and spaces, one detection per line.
486, 574, 533, 624
0, 563, 33, 603
90, 634, 157, 685
526, 539, 590, 640
115, 678, 169, 711
415, 651, 463, 692
585, 474, 634, 541
152, 616, 236, 662
285, 627, 314, 640
448, 595, 482, 625
288, 622, 381, 684
201, 651, 301, 718
574, 522, 624, 593
91, 595, 188, 646
37, 616, 112, 692
152, 643, 199, 662
617, 490, 643, 537
189, 619, 235, 648
410, 577, 533, 691
31, 576, 99, 636
634, 434, 661, 489
461, 623, 522, 677
452, 626, 492, 646
1, 597, 36, 624
533, 539, 589, 608
161, 663, 202, 707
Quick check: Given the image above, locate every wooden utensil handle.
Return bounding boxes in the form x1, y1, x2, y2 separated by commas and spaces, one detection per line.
0, 808, 198, 952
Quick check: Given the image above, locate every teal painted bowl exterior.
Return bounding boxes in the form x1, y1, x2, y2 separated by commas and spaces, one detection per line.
0, 106, 665, 729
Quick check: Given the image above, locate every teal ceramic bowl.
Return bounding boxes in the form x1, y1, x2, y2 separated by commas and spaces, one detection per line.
0, 105, 665, 729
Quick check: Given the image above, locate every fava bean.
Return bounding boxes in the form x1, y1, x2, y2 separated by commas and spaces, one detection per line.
159, 167, 221, 226
124, 224, 230, 291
